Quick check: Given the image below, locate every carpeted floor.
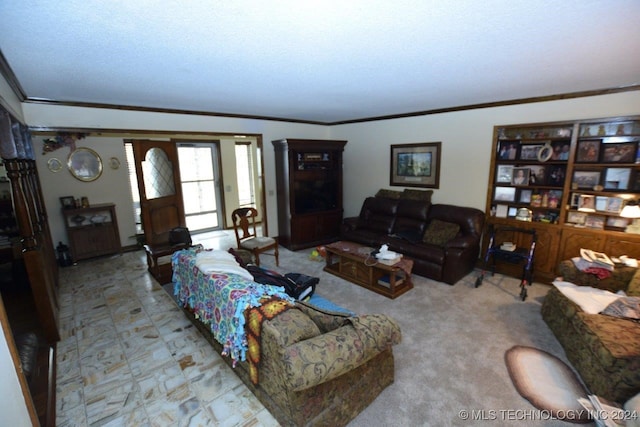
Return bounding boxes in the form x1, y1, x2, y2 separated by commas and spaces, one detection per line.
261, 247, 593, 426
168, 246, 594, 426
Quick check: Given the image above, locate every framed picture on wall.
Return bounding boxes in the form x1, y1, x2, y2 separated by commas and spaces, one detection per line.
390, 142, 441, 188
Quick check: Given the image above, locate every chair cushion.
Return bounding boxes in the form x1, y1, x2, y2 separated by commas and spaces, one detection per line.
241, 236, 276, 250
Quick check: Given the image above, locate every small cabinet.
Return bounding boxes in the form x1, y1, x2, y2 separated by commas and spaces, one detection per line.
272, 138, 347, 250
62, 203, 121, 261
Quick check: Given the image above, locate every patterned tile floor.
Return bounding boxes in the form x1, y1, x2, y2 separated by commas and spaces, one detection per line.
56, 230, 279, 426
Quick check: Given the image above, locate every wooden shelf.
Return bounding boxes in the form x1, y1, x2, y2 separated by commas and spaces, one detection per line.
485, 116, 640, 281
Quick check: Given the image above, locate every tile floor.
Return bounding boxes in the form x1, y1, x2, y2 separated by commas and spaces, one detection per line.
55, 230, 279, 426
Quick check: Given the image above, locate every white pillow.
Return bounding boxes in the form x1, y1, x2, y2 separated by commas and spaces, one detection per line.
196, 250, 237, 262
195, 251, 254, 281
552, 280, 622, 314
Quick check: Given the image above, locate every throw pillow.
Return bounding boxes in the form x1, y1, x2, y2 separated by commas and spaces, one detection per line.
601, 296, 640, 320
375, 189, 402, 199
401, 189, 433, 202
423, 219, 460, 246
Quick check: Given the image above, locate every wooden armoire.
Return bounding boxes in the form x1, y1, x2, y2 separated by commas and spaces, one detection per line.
272, 138, 347, 250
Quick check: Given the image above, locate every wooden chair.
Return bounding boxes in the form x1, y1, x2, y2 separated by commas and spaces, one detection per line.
231, 207, 279, 267
144, 226, 192, 283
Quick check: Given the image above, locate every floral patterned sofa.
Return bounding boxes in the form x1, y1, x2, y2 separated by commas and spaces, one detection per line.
171, 248, 402, 426
541, 260, 640, 402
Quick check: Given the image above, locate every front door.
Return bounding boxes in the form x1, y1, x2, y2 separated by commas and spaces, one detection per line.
177, 142, 224, 232
131, 139, 186, 247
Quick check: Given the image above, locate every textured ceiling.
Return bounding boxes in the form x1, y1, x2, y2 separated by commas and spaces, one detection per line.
0, 1, 639, 124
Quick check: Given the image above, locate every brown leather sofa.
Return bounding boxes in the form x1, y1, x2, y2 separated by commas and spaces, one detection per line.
342, 195, 485, 284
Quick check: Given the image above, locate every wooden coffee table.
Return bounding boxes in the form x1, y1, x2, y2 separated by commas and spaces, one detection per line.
323, 241, 413, 299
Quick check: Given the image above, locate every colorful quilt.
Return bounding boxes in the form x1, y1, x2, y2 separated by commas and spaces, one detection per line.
172, 248, 294, 365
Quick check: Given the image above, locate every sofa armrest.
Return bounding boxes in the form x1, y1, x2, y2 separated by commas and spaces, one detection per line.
342, 216, 360, 233
280, 314, 401, 391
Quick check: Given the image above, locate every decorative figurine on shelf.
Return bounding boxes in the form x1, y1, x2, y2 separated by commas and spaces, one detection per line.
81, 196, 89, 208
597, 125, 606, 136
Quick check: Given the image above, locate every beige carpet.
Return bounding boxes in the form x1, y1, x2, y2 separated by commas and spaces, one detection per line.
505, 345, 591, 423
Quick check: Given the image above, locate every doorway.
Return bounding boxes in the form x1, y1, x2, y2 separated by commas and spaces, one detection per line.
177, 142, 224, 233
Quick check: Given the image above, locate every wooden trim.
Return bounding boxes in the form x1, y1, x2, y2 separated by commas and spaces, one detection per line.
330, 86, 640, 125
0, 295, 40, 426
23, 98, 327, 126
16, 85, 640, 127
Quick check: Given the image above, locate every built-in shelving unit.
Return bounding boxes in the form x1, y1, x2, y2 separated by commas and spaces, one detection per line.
484, 116, 640, 282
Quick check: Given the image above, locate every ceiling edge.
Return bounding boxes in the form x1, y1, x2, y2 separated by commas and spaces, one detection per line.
329, 85, 640, 125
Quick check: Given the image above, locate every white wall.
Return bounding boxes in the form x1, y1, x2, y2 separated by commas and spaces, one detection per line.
331, 91, 640, 217
22, 103, 331, 244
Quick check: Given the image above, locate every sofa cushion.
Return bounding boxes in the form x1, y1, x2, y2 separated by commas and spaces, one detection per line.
357, 197, 398, 234
628, 269, 640, 297
393, 199, 430, 237
422, 219, 460, 246
401, 189, 433, 202
375, 188, 402, 199
573, 312, 640, 361
266, 309, 321, 347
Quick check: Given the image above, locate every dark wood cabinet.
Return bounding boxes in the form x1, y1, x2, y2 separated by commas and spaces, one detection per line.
272, 138, 347, 250
62, 203, 121, 261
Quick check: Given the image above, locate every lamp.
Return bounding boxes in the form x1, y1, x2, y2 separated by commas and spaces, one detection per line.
620, 200, 640, 234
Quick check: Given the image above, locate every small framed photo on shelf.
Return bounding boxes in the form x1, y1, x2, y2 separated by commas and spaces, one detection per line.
546, 165, 566, 186
497, 141, 518, 160
570, 193, 581, 209
494, 186, 516, 202
601, 141, 637, 163
519, 189, 532, 204
595, 196, 608, 212
585, 215, 605, 230
526, 165, 545, 185
495, 204, 509, 218
606, 216, 629, 230
567, 211, 587, 225
551, 141, 571, 161
59, 196, 75, 209
578, 194, 596, 212
496, 165, 513, 183
507, 206, 518, 218
576, 140, 601, 162
604, 168, 631, 190
605, 197, 624, 213
519, 144, 543, 161
572, 170, 601, 189
511, 167, 530, 186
